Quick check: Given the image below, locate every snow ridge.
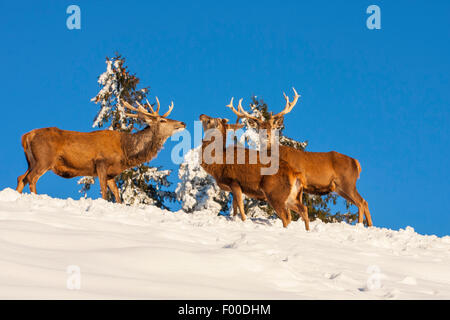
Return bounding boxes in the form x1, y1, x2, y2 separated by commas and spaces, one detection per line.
0, 188, 449, 299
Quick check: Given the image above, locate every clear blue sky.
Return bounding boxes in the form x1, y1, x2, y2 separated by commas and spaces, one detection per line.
1, 1, 449, 236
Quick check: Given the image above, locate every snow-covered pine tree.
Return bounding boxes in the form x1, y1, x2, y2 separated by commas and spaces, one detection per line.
175, 147, 230, 215
78, 54, 175, 208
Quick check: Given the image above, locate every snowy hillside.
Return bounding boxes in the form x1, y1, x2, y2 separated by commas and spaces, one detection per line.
0, 188, 449, 299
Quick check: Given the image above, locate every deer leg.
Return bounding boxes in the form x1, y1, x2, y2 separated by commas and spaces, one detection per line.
285, 207, 292, 226
363, 200, 373, 227
16, 170, 30, 193
230, 181, 246, 221
287, 190, 310, 231
336, 185, 373, 226
217, 181, 238, 217
27, 166, 49, 194
353, 193, 373, 227
98, 178, 108, 201
287, 202, 309, 230
107, 178, 121, 204
260, 176, 292, 228
17, 143, 35, 193
272, 202, 291, 228
95, 161, 109, 201
232, 197, 238, 216
299, 202, 310, 231
297, 189, 310, 231
264, 192, 290, 228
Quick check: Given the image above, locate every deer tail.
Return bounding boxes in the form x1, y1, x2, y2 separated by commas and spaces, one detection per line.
21, 131, 36, 168
354, 159, 362, 179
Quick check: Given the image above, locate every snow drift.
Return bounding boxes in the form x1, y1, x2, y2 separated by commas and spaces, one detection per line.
0, 188, 449, 299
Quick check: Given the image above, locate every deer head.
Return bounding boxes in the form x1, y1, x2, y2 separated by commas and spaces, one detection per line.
199, 114, 244, 134
227, 88, 300, 147
121, 98, 186, 137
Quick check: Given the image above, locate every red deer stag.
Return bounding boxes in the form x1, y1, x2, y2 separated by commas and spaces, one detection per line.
199, 111, 310, 230
16, 99, 186, 203
228, 88, 373, 226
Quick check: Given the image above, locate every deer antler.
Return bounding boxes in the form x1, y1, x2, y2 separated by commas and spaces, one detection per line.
145, 99, 155, 113
154, 97, 161, 114
121, 100, 149, 118
273, 87, 300, 118
121, 98, 174, 118
227, 97, 260, 122
161, 101, 174, 118
135, 100, 156, 117
145, 97, 173, 117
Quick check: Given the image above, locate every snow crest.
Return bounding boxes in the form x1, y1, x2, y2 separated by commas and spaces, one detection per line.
0, 188, 449, 299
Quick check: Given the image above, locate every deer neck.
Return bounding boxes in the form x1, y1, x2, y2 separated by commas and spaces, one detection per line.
201, 128, 226, 167
122, 125, 169, 168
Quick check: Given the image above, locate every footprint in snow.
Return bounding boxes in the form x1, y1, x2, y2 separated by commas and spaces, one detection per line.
223, 234, 247, 249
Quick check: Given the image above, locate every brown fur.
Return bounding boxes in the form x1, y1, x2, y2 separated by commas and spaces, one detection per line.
279, 147, 372, 225
199, 114, 309, 230
235, 113, 372, 226
227, 90, 372, 226
16, 116, 185, 203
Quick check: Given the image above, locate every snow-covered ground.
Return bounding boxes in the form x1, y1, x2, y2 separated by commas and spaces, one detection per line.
0, 188, 449, 299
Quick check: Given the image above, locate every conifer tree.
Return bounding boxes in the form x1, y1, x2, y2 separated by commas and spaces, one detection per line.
78, 54, 175, 208
175, 147, 230, 214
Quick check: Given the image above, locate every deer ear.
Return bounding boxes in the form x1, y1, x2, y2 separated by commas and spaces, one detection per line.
273, 117, 284, 128
221, 118, 229, 124
141, 115, 158, 125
